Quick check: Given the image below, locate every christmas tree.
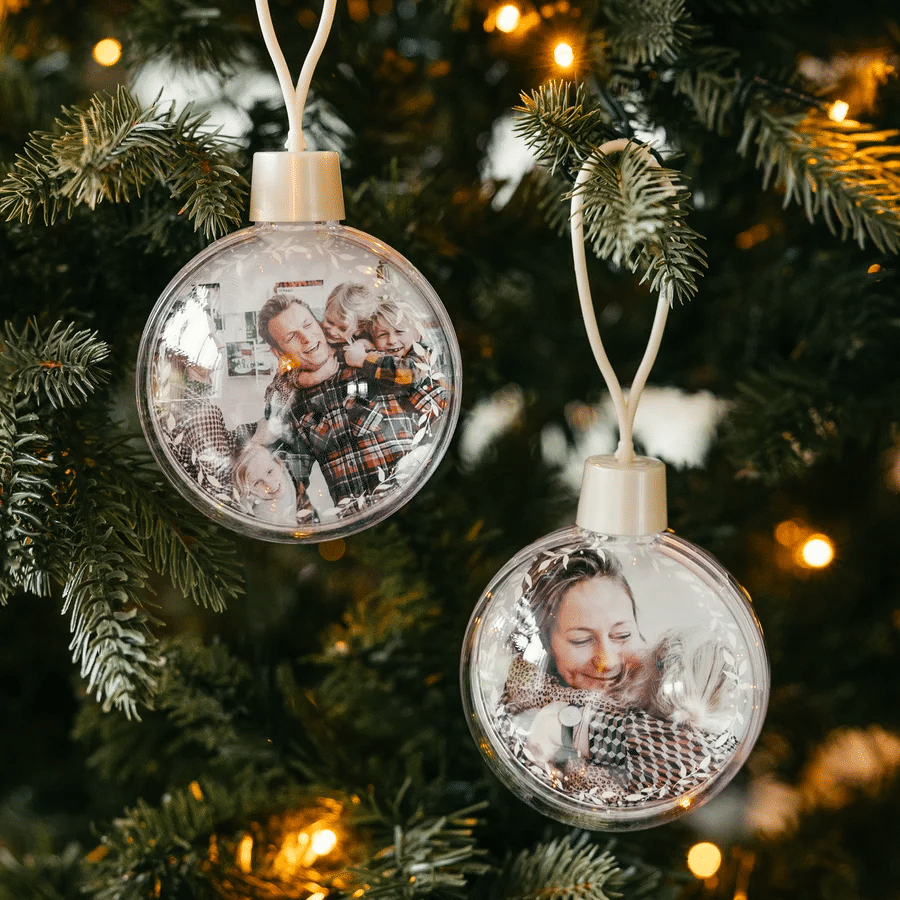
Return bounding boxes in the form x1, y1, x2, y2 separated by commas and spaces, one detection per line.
2, 0, 900, 897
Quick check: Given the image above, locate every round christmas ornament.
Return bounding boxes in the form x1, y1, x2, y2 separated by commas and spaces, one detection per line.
136, 1, 461, 543
460, 146, 769, 830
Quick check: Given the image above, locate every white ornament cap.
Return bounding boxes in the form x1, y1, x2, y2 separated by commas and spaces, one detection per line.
575, 454, 667, 537
249, 151, 346, 223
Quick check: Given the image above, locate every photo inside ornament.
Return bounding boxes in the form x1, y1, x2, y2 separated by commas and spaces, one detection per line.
461, 525, 769, 830
137, 223, 461, 542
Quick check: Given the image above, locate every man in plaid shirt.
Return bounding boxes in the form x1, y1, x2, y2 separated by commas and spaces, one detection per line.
258, 295, 445, 511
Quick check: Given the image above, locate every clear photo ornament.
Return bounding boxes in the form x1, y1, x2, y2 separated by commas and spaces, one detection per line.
460, 143, 769, 830
460, 516, 769, 831
136, 212, 462, 544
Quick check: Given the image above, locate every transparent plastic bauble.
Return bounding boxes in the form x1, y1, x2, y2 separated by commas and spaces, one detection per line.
461, 525, 769, 830
137, 222, 462, 543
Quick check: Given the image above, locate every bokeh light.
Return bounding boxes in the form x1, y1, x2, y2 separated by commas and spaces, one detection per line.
496, 4, 521, 32
319, 538, 346, 561
687, 841, 722, 879
828, 100, 849, 122
92, 37, 122, 67
311, 828, 337, 856
800, 534, 835, 568
553, 41, 574, 67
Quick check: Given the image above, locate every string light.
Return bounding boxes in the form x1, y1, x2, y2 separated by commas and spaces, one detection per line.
687, 841, 722, 879
496, 4, 521, 32
319, 538, 346, 561
236, 834, 254, 873
828, 100, 849, 122
92, 38, 122, 67
553, 41, 574, 68
799, 534, 835, 568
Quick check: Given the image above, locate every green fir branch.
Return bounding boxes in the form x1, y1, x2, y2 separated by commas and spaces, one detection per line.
345, 797, 492, 899
117, 452, 243, 613
515, 82, 619, 177
674, 70, 900, 252
73, 636, 281, 788
576, 141, 707, 301
60, 487, 162, 719
742, 109, 900, 252
0, 321, 111, 602
127, 0, 248, 73
0, 408, 54, 604
84, 776, 311, 900
516, 83, 706, 301
603, 0, 694, 67
2, 320, 110, 409
0, 86, 247, 241
493, 833, 633, 900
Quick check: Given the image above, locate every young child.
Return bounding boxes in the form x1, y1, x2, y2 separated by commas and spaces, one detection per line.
636, 627, 738, 735
321, 282, 379, 349
343, 292, 434, 388
232, 442, 310, 525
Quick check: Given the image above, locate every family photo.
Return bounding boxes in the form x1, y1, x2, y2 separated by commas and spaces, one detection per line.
141, 229, 460, 540
464, 531, 767, 821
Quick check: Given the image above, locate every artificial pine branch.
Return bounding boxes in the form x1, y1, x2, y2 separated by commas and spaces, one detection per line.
492, 832, 640, 900
0, 320, 242, 716
602, 0, 694, 66
343, 795, 491, 898
73, 637, 283, 790
0, 86, 247, 241
83, 776, 295, 900
674, 70, 900, 252
514, 82, 618, 177
127, 0, 249, 73
744, 109, 900, 252
112, 452, 243, 614
2, 320, 110, 408
516, 82, 707, 302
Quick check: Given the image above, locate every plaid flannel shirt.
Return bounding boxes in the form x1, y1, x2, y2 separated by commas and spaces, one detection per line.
164, 390, 236, 500
264, 362, 443, 505
358, 343, 448, 420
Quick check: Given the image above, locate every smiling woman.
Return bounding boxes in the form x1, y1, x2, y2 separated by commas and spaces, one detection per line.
533, 550, 648, 699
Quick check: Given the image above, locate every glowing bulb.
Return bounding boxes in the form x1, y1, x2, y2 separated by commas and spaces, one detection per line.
311, 828, 337, 857
828, 100, 849, 122
774, 518, 805, 547
496, 4, 521, 32
236, 834, 253, 873
553, 41, 574, 67
92, 37, 122, 67
687, 842, 722, 879
800, 534, 834, 568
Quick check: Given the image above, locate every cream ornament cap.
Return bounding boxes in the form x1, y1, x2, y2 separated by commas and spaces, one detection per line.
575, 454, 667, 536
249, 151, 346, 223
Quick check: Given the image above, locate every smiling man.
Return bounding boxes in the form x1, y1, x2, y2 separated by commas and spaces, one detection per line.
256, 293, 423, 514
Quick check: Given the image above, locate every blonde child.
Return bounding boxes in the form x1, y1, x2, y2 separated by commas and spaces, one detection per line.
321, 282, 379, 349
233, 442, 310, 525
343, 293, 434, 388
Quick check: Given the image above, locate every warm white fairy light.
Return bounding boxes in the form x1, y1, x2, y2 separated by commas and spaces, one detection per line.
236, 834, 254, 873
687, 841, 722, 879
496, 4, 521, 32
828, 100, 849, 122
92, 37, 122, 67
553, 41, 574, 67
800, 534, 834, 568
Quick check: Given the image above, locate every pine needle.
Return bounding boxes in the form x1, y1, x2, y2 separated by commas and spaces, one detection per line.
0, 86, 247, 240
